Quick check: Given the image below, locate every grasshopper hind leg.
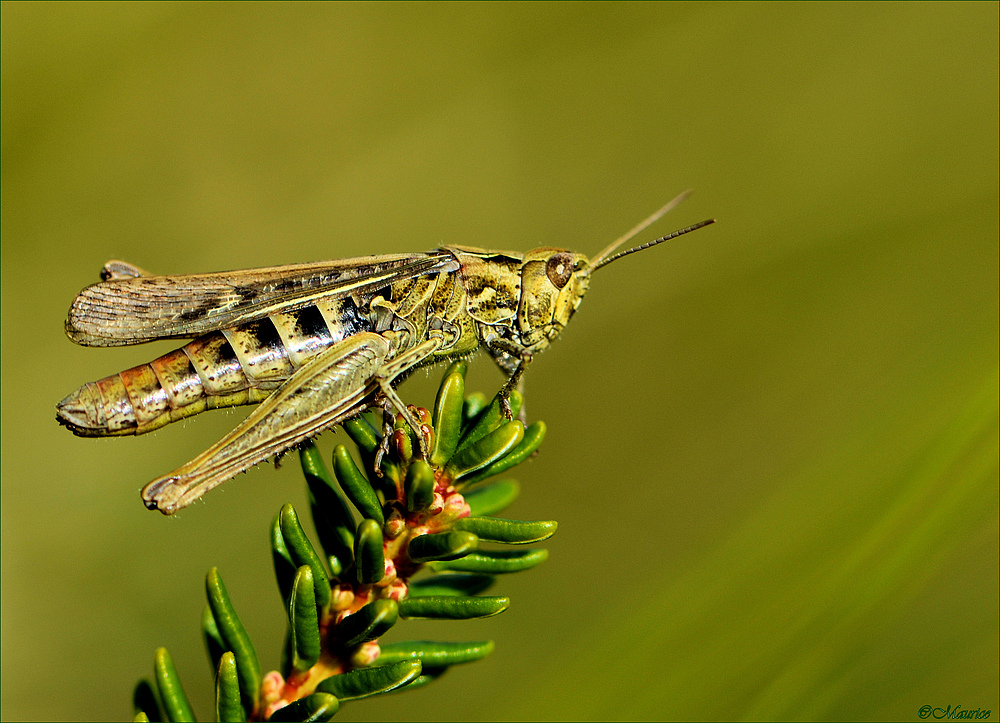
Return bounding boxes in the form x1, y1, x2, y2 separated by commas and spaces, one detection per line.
142, 332, 393, 514
142, 331, 446, 514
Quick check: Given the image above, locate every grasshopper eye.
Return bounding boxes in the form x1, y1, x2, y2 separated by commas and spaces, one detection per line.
545, 253, 574, 289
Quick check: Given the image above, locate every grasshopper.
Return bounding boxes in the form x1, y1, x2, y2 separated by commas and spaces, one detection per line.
57, 192, 714, 514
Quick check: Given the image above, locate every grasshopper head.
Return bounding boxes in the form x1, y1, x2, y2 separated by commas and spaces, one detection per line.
517, 193, 715, 349
517, 248, 592, 347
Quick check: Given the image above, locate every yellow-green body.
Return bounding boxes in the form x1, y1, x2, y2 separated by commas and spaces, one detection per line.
56, 195, 711, 513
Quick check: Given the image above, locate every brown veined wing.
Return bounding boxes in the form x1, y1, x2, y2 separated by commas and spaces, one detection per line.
65, 252, 458, 346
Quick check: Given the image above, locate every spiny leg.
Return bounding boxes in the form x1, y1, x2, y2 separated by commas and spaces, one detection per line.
142, 333, 390, 514
499, 354, 531, 420
373, 396, 396, 475
486, 336, 533, 421
373, 334, 445, 461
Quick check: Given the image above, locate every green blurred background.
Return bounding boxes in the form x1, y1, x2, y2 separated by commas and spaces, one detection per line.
2, 3, 996, 721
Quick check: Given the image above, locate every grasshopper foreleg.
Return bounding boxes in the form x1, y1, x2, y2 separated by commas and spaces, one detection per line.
499, 355, 531, 421
485, 336, 533, 421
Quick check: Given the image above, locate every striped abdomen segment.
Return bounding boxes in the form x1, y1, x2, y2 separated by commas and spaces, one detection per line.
56, 299, 372, 437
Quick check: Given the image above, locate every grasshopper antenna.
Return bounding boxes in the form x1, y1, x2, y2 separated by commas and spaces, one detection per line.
590, 191, 715, 271
592, 219, 715, 271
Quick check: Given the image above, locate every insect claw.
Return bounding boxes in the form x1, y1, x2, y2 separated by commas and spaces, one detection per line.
374, 432, 391, 478
373, 402, 394, 477
420, 424, 433, 457
416, 424, 432, 459
500, 393, 514, 421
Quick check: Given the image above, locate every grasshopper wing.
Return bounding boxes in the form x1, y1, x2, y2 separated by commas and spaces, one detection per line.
66, 252, 457, 346
142, 332, 392, 514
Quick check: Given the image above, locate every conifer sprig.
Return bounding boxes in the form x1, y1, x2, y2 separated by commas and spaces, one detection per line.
133, 362, 554, 722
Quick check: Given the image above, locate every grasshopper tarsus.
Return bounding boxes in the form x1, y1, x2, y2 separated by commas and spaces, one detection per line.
500, 394, 514, 422
373, 402, 394, 476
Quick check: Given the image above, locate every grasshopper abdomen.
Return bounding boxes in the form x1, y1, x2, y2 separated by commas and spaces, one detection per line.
56, 299, 377, 437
